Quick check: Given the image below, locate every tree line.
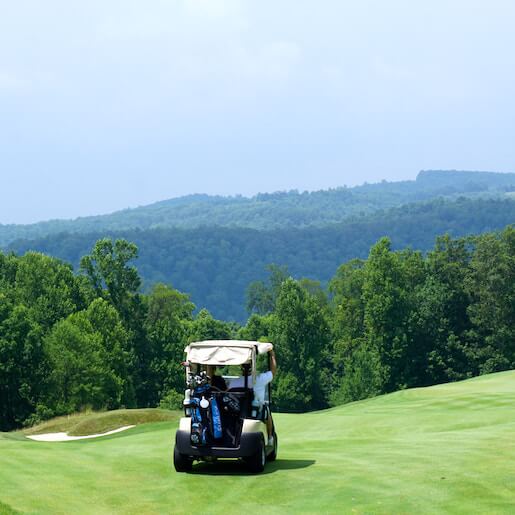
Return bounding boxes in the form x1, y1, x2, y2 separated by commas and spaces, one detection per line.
2, 169, 513, 248
7, 197, 515, 322
1, 225, 513, 431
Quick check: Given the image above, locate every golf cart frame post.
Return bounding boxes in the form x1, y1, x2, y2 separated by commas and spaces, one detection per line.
174, 340, 277, 473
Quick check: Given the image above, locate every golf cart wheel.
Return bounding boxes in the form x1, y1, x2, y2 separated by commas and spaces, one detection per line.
268, 431, 278, 462
245, 436, 266, 473
173, 444, 193, 472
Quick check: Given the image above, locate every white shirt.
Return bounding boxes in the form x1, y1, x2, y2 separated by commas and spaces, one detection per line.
228, 371, 273, 404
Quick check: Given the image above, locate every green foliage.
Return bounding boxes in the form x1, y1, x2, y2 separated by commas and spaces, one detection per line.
146, 283, 194, 324
8, 197, 515, 321
44, 318, 120, 414
245, 281, 273, 316
326, 225, 515, 406
2, 170, 514, 248
237, 313, 274, 341
271, 279, 330, 411
421, 236, 474, 383
43, 299, 132, 414
0, 303, 45, 431
466, 227, 515, 372
246, 264, 289, 315
146, 283, 194, 400
330, 259, 366, 348
80, 238, 159, 407
159, 390, 185, 411
272, 372, 306, 412
12, 252, 86, 329
80, 238, 140, 315
185, 308, 234, 342
1, 220, 514, 428
330, 341, 382, 405
82, 298, 136, 406
362, 239, 426, 391
0, 251, 87, 431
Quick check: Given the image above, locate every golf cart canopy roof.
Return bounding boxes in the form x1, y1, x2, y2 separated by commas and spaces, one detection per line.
184, 340, 273, 366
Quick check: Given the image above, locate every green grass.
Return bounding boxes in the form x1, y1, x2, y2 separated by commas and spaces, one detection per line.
23, 408, 178, 436
2, 371, 515, 514
0, 501, 19, 515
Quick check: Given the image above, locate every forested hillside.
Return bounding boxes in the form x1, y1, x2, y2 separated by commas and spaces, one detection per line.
1, 226, 513, 431
8, 197, 515, 321
1, 170, 514, 246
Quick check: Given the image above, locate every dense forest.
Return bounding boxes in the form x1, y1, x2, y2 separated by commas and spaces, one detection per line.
1, 170, 514, 246
1, 225, 513, 432
8, 197, 515, 321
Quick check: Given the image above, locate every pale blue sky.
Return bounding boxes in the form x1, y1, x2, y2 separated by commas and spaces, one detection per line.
1, 0, 515, 223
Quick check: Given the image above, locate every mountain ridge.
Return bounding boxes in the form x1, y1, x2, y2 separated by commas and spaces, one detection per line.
8, 196, 515, 321
1, 169, 514, 247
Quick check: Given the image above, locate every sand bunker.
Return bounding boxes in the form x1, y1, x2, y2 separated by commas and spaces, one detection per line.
27, 425, 135, 442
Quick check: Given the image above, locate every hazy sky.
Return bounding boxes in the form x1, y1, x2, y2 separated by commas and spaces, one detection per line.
1, 0, 515, 223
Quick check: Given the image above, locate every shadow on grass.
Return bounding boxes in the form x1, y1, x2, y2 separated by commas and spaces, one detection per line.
189, 458, 315, 476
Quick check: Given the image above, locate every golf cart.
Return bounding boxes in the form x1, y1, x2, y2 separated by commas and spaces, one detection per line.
173, 340, 277, 473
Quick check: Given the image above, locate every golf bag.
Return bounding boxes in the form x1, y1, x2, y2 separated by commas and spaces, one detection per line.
187, 380, 223, 445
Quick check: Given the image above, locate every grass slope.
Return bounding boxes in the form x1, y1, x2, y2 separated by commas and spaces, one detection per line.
23, 409, 178, 437
2, 371, 515, 514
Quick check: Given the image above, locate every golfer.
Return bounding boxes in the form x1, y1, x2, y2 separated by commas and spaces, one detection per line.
228, 348, 277, 443
206, 365, 227, 391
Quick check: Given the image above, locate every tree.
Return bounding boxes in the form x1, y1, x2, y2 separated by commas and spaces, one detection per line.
245, 281, 273, 316
330, 340, 382, 405
145, 284, 195, 403
80, 238, 140, 316
14, 252, 86, 330
238, 313, 274, 342
186, 309, 234, 343
0, 302, 45, 431
80, 238, 151, 405
466, 227, 515, 373
146, 283, 195, 325
246, 264, 290, 315
83, 298, 135, 407
422, 235, 474, 382
361, 239, 426, 392
0, 251, 87, 429
43, 310, 125, 414
329, 259, 366, 376
271, 278, 330, 411
298, 278, 328, 310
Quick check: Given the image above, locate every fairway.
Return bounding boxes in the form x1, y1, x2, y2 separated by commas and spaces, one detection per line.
2, 371, 515, 514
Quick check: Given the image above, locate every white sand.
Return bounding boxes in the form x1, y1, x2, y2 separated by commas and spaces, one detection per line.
27, 425, 135, 442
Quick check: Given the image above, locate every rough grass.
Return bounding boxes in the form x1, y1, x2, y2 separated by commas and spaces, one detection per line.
0, 501, 18, 515
23, 408, 179, 436
2, 371, 515, 514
